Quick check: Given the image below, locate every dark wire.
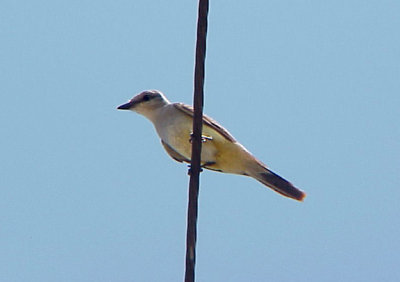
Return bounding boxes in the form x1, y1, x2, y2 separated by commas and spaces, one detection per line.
185, 0, 209, 281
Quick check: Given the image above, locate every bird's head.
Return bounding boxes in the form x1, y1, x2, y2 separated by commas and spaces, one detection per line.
117, 90, 170, 118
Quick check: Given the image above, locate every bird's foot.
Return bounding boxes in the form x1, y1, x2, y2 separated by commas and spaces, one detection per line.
187, 165, 203, 175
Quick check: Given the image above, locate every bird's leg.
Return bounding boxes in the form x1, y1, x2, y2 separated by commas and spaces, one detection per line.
189, 132, 213, 143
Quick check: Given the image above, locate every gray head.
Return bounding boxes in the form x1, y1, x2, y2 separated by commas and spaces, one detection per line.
117, 90, 170, 118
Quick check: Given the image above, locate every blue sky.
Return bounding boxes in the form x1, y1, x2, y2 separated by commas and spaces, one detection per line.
1, 1, 399, 281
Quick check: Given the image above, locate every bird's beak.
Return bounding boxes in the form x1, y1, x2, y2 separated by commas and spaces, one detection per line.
117, 101, 134, 110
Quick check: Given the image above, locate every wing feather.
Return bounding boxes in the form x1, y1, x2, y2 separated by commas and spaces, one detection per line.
161, 140, 190, 163
173, 103, 236, 142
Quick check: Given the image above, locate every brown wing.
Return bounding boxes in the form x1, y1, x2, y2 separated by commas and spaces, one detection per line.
173, 103, 236, 142
161, 140, 190, 163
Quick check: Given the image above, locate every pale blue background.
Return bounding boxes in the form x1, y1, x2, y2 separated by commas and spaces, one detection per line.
1, 1, 399, 281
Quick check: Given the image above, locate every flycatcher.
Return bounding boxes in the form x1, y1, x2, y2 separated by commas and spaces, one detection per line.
118, 90, 306, 201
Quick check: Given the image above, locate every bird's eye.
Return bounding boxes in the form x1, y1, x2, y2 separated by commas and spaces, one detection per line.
143, 94, 150, 101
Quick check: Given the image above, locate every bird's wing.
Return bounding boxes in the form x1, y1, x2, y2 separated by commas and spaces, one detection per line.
173, 103, 236, 142
161, 140, 190, 163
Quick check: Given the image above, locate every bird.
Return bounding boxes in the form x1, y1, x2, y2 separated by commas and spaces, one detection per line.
117, 90, 306, 201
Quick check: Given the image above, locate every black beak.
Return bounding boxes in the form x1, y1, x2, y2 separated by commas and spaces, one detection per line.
117, 101, 134, 110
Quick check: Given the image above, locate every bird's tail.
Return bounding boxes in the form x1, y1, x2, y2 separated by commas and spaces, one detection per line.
247, 163, 306, 201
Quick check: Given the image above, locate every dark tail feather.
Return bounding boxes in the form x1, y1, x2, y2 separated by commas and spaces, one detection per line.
256, 169, 306, 201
